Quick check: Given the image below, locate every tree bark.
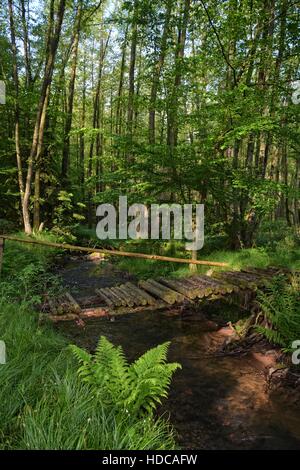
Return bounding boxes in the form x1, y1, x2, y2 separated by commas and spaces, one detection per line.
148, 0, 172, 145
23, 0, 66, 234
61, 1, 83, 182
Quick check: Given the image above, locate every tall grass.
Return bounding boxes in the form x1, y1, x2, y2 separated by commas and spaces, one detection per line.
0, 235, 177, 450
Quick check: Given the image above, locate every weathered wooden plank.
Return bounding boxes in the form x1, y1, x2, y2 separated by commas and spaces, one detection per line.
121, 283, 147, 305
117, 285, 140, 306
195, 275, 236, 294
109, 287, 128, 306
182, 277, 214, 296
125, 282, 157, 305
48, 298, 57, 315
138, 280, 175, 304
112, 286, 135, 307
95, 288, 115, 307
238, 271, 268, 285
215, 272, 253, 289
65, 292, 81, 313
80, 307, 109, 319
123, 283, 148, 305
207, 277, 238, 294
159, 278, 197, 299
44, 313, 79, 322
102, 288, 123, 307
147, 279, 185, 302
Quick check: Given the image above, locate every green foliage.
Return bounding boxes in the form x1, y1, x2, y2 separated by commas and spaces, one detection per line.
52, 191, 85, 242
0, 232, 63, 304
19, 371, 175, 450
0, 301, 176, 449
71, 336, 181, 417
256, 275, 300, 350
0, 239, 177, 450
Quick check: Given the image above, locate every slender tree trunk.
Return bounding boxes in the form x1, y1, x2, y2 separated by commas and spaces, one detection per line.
126, 0, 138, 160
79, 46, 86, 192
167, 0, 190, 156
148, 0, 172, 145
61, 1, 83, 182
88, 26, 111, 227
115, 25, 128, 137
23, 0, 66, 234
20, 0, 32, 88
8, 0, 25, 224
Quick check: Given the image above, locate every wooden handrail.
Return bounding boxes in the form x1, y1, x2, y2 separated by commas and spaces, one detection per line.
0, 235, 229, 267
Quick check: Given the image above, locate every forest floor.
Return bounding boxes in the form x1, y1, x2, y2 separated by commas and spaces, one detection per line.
55, 253, 300, 450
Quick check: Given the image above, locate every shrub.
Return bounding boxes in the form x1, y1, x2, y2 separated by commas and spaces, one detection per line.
71, 336, 181, 417
256, 274, 300, 350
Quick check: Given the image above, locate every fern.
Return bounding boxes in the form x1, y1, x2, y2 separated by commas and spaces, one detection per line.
256, 274, 300, 350
70, 337, 181, 416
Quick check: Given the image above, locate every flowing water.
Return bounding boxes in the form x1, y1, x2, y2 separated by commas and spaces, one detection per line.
56, 257, 300, 449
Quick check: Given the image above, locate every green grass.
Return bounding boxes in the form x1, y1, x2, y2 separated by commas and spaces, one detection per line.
0, 302, 176, 449
113, 245, 300, 280
2, 231, 59, 278
72, 221, 300, 279
0, 234, 177, 450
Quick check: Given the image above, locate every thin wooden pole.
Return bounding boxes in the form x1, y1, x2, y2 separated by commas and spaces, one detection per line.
1, 235, 229, 267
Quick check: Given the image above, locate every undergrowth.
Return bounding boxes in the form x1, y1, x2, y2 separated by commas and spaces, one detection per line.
0, 234, 178, 450
256, 274, 300, 351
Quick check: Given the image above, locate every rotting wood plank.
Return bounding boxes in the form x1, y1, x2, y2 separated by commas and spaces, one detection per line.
166, 278, 200, 297
123, 283, 147, 305
125, 282, 157, 305
102, 288, 123, 307
237, 271, 268, 286
80, 307, 109, 319
48, 298, 57, 315
138, 280, 176, 304
109, 287, 128, 306
215, 272, 254, 289
65, 292, 81, 313
181, 277, 214, 296
112, 286, 135, 307
95, 288, 115, 307
159, 278, 197, 299
147, 279, 185, 302
204, 274, 239, 293
224, 272, 258, 287
117, 284, 140, 306
41, 313, 79, 323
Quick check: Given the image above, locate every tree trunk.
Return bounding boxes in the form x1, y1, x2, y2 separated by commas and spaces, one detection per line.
61, 1, 83, 182
148, 0, 172, 145
23, 0, 66, 234
8, 0, 25, 225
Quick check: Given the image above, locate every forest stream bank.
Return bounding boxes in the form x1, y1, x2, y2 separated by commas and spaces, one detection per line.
55, 255, 300, 450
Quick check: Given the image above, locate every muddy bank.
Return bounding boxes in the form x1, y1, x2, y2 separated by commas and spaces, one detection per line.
55, 256, 300, 449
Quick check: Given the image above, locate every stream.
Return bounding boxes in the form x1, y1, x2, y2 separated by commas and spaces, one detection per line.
55, 256, 300, 450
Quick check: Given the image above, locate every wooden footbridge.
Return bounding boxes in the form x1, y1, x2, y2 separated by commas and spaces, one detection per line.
0, 235, 287, 322
42, 267, 284, 322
